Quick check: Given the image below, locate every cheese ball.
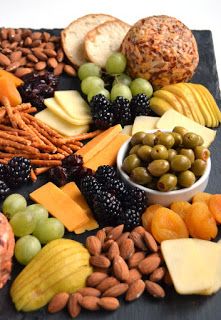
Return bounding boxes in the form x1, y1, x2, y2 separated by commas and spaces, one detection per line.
121, 15, 199, 88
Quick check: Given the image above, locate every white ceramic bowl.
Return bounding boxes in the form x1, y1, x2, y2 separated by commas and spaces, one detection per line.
117, 132, 211, 207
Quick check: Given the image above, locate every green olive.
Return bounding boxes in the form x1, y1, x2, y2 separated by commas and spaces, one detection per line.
146, 178, 158, 190
130, 132, 147, 146
122, 154, 141, 174
147, 160, 170, 177
196, 135, 204, 146
173, 126, 188, 137
130, 167, 152, 185
178, 170, 196, 188
171, 132, 183, 148
168, 149, 177, 162
170, 155, 191, 172
142, 133, 156, 147
137, 145, 152, 162
194, 146, 210, 161
183, 132, 202, 149
151, 145, 168, 160
129, 144, 141, 155
155, 132, 175, 149
157, 174, 178, 192
191, 159, 207, 176
179, 148, 195, 164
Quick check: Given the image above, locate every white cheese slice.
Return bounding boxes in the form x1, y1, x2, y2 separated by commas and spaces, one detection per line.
122, 125, 132, 135
35, 108, 89, 137
132, 116, 160, 135
156, 109, 216, 147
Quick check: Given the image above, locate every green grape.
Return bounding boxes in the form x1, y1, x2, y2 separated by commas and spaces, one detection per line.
78, 63, 101, 80
130, 78, 153, 98
10, 210, 36, 237
110, 83, 132, 101
33, 218, 64, 244
2, 194, 27, 219
81, 76, 104, 95
87, 88, 110, 102
25, 204, 48, 224
15, 235, 41, 265
113, 74, 132, 87
105, 52, 127, 75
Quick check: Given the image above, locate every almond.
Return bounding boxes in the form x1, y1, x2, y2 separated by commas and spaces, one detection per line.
15, 67, 32, 77
102, 239, 114, 251
107, 241, 120, 260
133, 226, 146, 235
2, 48, 12, 54
24, 36, 32, 46
31, 32, 42, 40
93, 267, 109, 274
18, 57, 27, 66
120, 238, 134, 260
149, 267, 166, 282
96, 229, 106, 244
0, 28, 8, 40
96, 277, 119, 292
116, 232, 130, 246
138, 253, 161, 275
103, 226, 113, 234
145, 280, 165, 298
10, 51, 22, 62
64, 64, 76, 76
27, 54, 38, 63
44, 48, 57, 57
48, 292, 69, 313
20, 47, 31, 55
107, 224, 124, 241
67, 292, 82, 318
0, 53, 11, 66
86, 236, 102, 256
43, 31, 51, 42
31, 39, 42, 48
80, 296, 100, 311
89, 255, 111, 269
48, 57, 58, 69
129, 231, 147, 251
53, 62, 64, 76
125, 279, 145, 301
102, 283, 128, 297
128, 251, 146, 268
10, 42, 18, 50
86, 272, 108, 287
78, 287, 101, 297
57, 48, 64, 62
8, 28, 15, 41
113, 256, 129, 281
126, 268, 142, 284
1, 40, 10, 49
98, 297, 120, 311
143, 231, 158, 253
35, 61, 46, 71
32, 48, 48, 61
44, 42, 55, 50
6, 61, 20, 72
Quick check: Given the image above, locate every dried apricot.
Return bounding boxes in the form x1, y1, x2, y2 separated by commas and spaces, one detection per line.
192, 192, 211, 205
184, 202, 218, 240
170, 201, 191, 220
151, 207, 189, 243
208, 194, 221, 224
141, 204, 162, 232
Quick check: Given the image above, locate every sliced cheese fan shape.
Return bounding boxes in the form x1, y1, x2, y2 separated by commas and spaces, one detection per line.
132, 116, 160, 135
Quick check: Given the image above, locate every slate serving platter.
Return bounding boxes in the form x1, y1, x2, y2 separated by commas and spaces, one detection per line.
0, 29, 221, 320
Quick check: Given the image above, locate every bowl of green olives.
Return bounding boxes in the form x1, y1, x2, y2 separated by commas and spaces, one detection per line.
117, 127, 211, 206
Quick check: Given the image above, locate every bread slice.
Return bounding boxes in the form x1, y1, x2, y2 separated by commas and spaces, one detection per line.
61, 14, 116, 66
84, 20, 130, 68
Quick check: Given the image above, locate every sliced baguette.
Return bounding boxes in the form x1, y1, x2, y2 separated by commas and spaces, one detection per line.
84, 20, 130, 68
61, 14, 116, 66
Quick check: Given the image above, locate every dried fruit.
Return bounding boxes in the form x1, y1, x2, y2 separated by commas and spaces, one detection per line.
142, 204, 162, 231
170, 201, 191, 220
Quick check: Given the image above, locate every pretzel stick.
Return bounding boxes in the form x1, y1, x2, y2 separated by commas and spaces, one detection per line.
0, 131, 31, 145
30, 160, 62, 166
0, 124, 34, 139
69, 140, 84, 147
66, 130, 101, 142
57, 147, 69, 156
68, 144, 81, 151
0, 159, 9, 164
4, 131, 18, 136
30, 169, 37, 182
25, 114, 62, 138
0, 138, 39, 154
21, 107, 37, 114
2, 97, 18, 128
28, 122, 57, 148
34, 167, 51, 175
61, 145, 72, 154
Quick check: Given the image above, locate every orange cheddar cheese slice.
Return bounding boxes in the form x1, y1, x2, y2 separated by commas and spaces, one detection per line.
30, 182, 89, 232
85, 133, 130, 171
76, 124, 122, 163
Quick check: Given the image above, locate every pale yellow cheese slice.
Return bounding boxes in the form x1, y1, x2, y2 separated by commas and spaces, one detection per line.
132, 116, 160, 135
35, 108, 89, 137
122, 125, 132, 135
156, 109, 216, 147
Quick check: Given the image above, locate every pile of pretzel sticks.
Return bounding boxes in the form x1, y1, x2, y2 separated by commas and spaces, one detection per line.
0, 97, 100, 181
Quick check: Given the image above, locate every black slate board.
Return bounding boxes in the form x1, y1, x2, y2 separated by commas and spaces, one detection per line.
0, 30, 221, 320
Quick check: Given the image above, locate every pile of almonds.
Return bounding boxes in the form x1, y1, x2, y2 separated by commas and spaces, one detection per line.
48, 225, 172, 317
0, 28, 75, 77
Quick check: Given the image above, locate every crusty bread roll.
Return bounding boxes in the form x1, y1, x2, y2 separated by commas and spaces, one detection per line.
84, 20, 130, 68
61, 14, 115, 66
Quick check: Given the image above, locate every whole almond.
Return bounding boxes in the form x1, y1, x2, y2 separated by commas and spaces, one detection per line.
125, 279, 145, 301
64, 64, 76, 76
96, 277, 119, 292
27, 54, 38, 63
138, 253, 161, 275
102, 283, 128, 297
31, 32, 42, 40
126, 268, 142, 284
32, 48, 48, 61
43, 31, 51, 42
113, 256, 129, 281
89, 255, 111, 268
0, 28, 8, 40
15, 67, 32, 77
48, 57, 58, 69
133, 226, 146, 235
67, 292, 82, 318
80, 296, 100, 311
35, 61, 46, 71
1, 40, 10, 49
2, 48, 12, 54
44, 48, 57, 57
48, 292, 69, 313
78, 287, 101, 297
128, 251, 146, 268
57, 48, 64, 62
22, 29, 32, 38
10, 42, 18, 49
107, 224, 124, 241
14, 34, 21, 42
86, 272, 108, 287
149, 267, 166, 282
86, 236, 102, 256
145, 280, 165, 298
50, 35, 60, 42
0, 53, 11, 66
6, 61, 20, 72
102, 239, 114, 251
10, 51, 22, 62
116, 232, 130, 246
53, 62, 64, 76
98, 297, 120, 311
93, 267, 109, 274
107, 241, 120, 260
143, 231, 158, 253
19, 57, 27, 66
96, 229, 106, 244
120, 238, 134, 260
24, 36, 32, 46
31, 39, 42, 48
20, 47, 31, 55
129, 231, 147, 251
44, 42, 55, 50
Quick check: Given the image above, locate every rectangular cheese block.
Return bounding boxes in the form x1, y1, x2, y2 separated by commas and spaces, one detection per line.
122, 125, 132, 135
30, 182, 89, 232
156, 109, 216, 147
76, 124, 122, 163
35, 108, 89, 137
132, 116, 160, 135
85, 133, 130, 171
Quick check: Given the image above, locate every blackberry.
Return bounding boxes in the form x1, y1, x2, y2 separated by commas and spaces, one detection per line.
112, 97, 132, 126
0, 180, 10, 200
123, 187, 147, 213
105, 177, 128, 199
7, 157, 31, 188
118, 208, 141, 231
130, 93, 151, 117
48, 166, 68, 187
93, 107, 114, 129
95, 165, 117, 182
80, 175, 102, 208
89, 94, 111, 114
0, 164, 7, 180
